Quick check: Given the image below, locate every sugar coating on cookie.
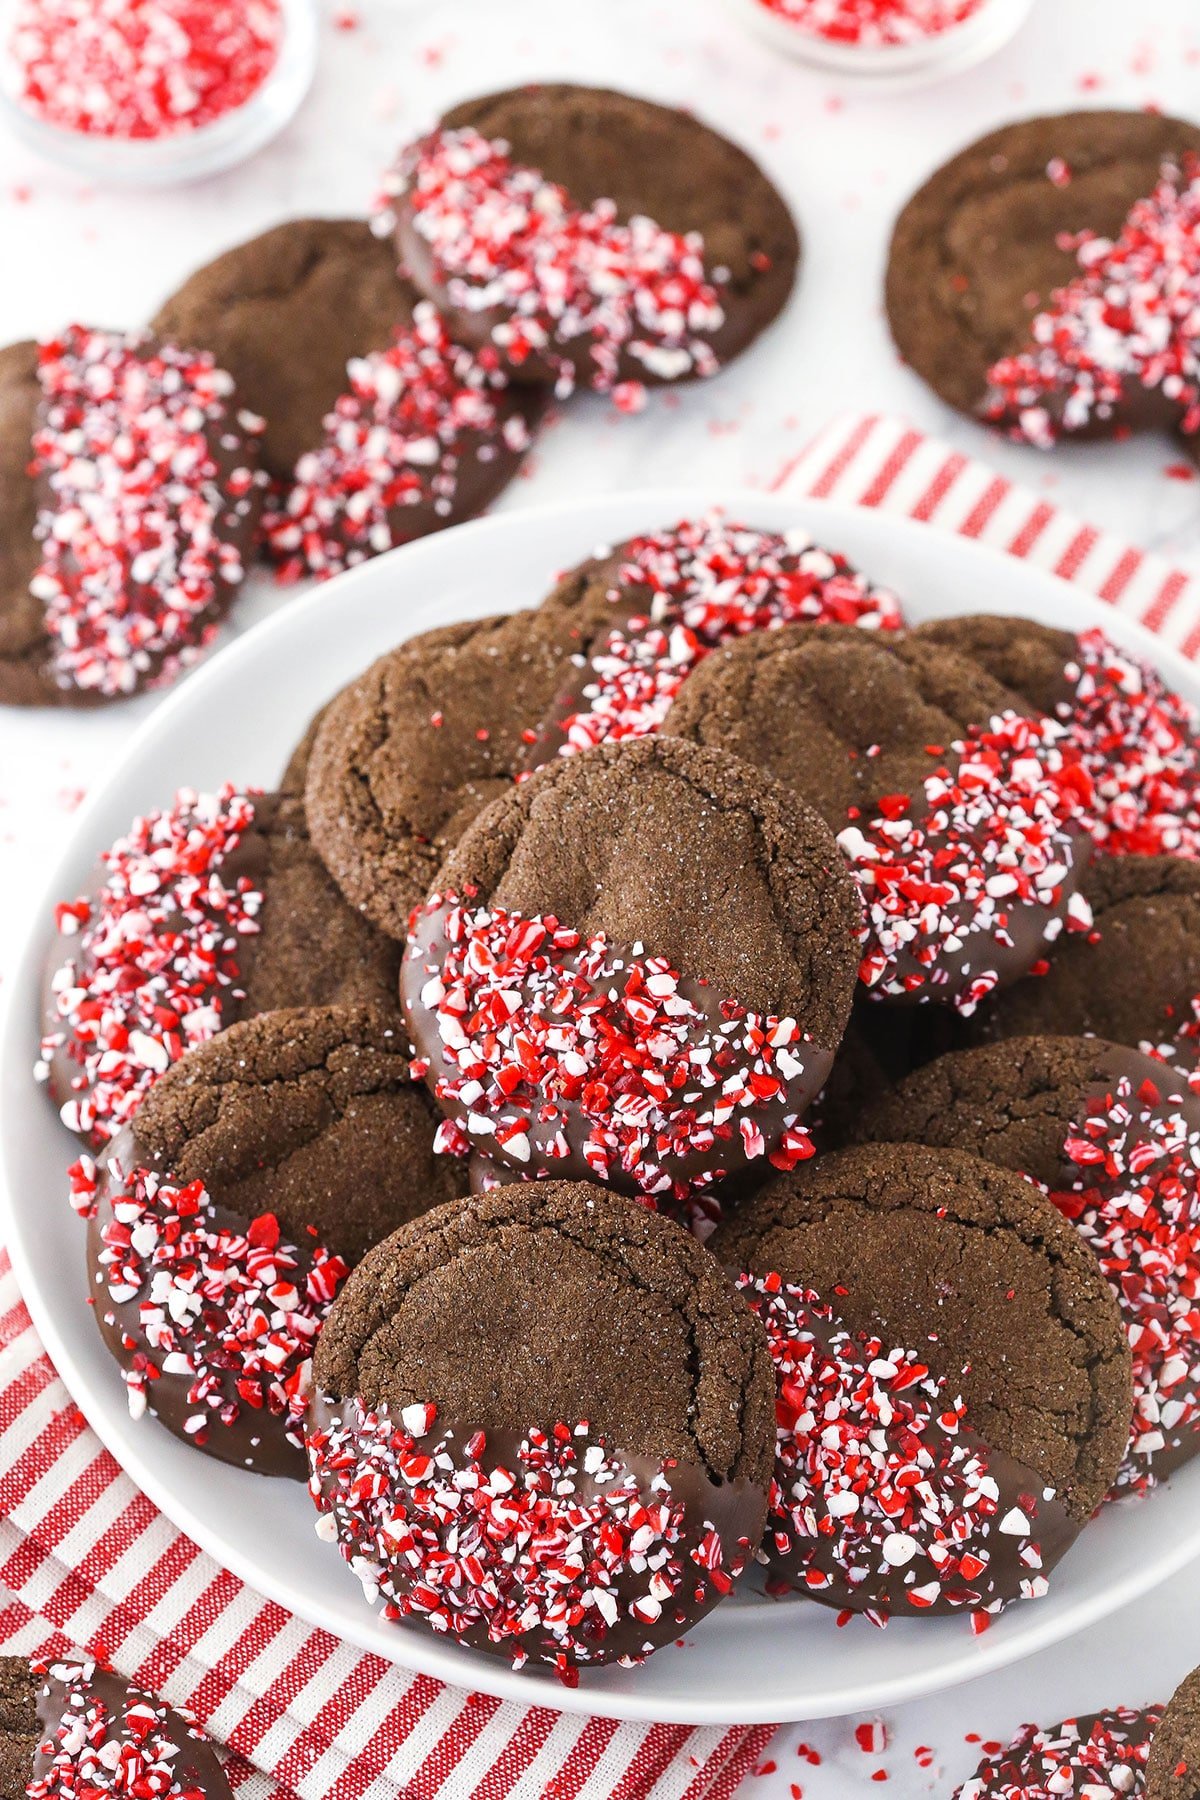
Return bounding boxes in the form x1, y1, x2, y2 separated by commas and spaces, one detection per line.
30, 327, 263, 698
74, 1156, 347, 1474
264, 303, 537, 580
954, 1708, 1161, 1800
1148, 1665, 1200, 1800
987, 155, 1200, 448
38, 786, 265, 1145
839, 711, 1094, 1013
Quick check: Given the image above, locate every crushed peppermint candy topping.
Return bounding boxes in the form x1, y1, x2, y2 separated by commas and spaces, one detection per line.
37, 786, 263, 1147
404, 896, 820, 1208
751, 0, 986, 46
264, 303, 534, 582
533, 516, 905, 762
377, 125, 727, 398
305, 1401, 747, 1679
986, 155, 1200, 448
838, 711, 1094, 1015
1049, 1068, 1200, 1496
9, 0, 282, 140
30, 326, 263, 696
955, 1706, 1161, 1800
29, 1656, 216, 1800
741, 1275, 1055, 1623
75, 1158, 347, 1451
1056, 627, 1200, 859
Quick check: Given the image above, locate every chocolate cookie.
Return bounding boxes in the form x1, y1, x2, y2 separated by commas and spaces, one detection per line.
39, 787, 401, 1148
970, 856, 1200, 1058
910, 615, 1200, 858
150, 219, 411, 483
306, 519, 897, 933
0, 328, 262, 708
887, 111, 1200, 437
307, 1180, 774, 1671
1149, 1668, 1200, 1800
0, 1655, 232, 1800
381, 84, 799, 395
662, 624, 1093, 1013
710, 1142, 1131, 1619
859, 1036, 1200, 1494
279, 701, 330, 794
402, 735, 861, 1207
80, 1005, 466, 1476
955, 1709, 1162, 1800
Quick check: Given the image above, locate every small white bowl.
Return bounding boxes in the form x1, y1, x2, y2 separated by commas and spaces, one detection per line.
725, 0, 1035, 85
0, 0, 318, 186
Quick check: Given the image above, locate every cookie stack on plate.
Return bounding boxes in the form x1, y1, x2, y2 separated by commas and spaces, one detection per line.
35, 513, 1200, 1683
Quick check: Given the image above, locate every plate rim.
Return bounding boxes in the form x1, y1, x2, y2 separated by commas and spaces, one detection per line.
4, 486, 1200, 1726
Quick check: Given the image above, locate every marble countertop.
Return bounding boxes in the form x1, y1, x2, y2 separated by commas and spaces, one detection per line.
1, 0, 1198, 1791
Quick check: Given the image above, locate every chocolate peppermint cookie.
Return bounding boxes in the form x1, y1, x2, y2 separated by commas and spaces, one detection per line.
971, 856, 1200, 1059
711, 1142, 1131, 1619
662, 624, 1093, 1013
306, 1180, 774, 1672
39, 787, 401, 1148
1149, 1667, 1200, 1800
401, 735, 860, 1210
79, 1005, 464, 1476
910, 615, 1200, 859
0, 1654, 232, 1800
955, 1708, 1163, 1800
304, 517, 901, 933
0, 328, 262, 708
380, 84, 799, 397
860, 1036, 1200, 1494
887, 111, 1200, 442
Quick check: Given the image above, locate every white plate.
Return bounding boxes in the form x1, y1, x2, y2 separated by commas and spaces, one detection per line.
3, 489, 1199, 1727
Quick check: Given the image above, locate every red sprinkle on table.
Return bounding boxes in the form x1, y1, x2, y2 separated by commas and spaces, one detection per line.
407, 897, 818, 1213
750, 0, 985, 45
537, 517, 904, 760
1049, 1068, 1200, 1496
265, 303, 533, 580
1057, 627, 1200, 859
742, 1275, 1053, 1622
378, 126, 727, 397
31, 327, 263, 697
10, 0, 283, 139
838, 712, 1094, 1014
74, 1159, 347, 1451
37, 786, 263, 1146
29, 1656, 214, 1800
987, 156, 1200, 447
306, 1403, 746, 1676
954, 1707, 1162, 1800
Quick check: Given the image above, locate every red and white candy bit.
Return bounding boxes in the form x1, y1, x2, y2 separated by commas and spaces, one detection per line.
264, 303, 533, 582
37, 786, 263, 1147
839, 712, 1094, 1015
30, 326, 262, 697
954, 1707, 1162, 1800
378, 126, 726, 398
1049, 1069, 1200, 1496
306, 1404, 745, 1677
987, 155, 1200, 448
76, 1159, 347, 1449
542, 517, 904, 759
10, 0, 282, 139
751, 0, 984, 45
741, 1274, 1053, 1623
28, 1657, 213, 1800
1056, 627, 1200, 859
410, 896, 817, 1206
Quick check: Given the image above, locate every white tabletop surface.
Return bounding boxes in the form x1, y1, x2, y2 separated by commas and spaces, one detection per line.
2, 0, 1199, 1792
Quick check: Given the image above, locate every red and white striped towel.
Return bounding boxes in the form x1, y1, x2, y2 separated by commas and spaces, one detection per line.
1, 410, 1197, 1800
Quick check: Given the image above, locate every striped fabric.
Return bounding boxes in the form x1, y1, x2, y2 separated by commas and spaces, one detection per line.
2, 410, 1197, 1800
